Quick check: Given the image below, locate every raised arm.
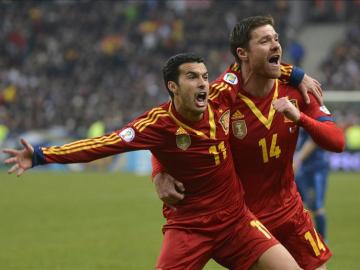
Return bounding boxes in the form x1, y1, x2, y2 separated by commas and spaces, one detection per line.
297, 113, 344, 152
273, 96, 345, 153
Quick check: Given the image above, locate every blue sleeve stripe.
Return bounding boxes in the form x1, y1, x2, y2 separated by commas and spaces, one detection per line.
32, 146, 46, 167
289, 66, 305, 87
317, 116, 334, 122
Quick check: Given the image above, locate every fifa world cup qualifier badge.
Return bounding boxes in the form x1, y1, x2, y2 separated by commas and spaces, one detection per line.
119, 127, 135, 142
175, 127, 191, 150
223, 73, 238, 85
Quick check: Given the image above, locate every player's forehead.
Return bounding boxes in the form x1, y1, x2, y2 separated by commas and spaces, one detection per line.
178, 62, 207, 76
250, 24, 277, 40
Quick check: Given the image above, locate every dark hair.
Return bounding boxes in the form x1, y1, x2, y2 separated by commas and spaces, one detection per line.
230, 15, 274, 64
162, 53, 204, 98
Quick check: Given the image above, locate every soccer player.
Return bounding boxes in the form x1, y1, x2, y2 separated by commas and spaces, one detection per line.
294, 128, 330, 240
152, 16, 345, 270
3, 53, 302, 270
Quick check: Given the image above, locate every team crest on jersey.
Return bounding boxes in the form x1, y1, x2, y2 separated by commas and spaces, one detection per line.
320, 105, 331, 115
219, 110, 230, 135
223, 73, 238, 85
175, 127, 191, 150
119, 127, 135, 142
289, 99, 299, 108
232, 120, 247, 139
284, 98, 299, 123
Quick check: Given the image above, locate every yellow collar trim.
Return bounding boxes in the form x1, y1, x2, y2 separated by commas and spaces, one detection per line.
238, 79, 278, 130
168, 102, 216, 139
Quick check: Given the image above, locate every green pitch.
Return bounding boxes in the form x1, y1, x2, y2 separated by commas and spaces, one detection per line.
0, 171, 359, 269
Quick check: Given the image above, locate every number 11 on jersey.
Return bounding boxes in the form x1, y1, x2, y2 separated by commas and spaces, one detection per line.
209, 141, 227, 165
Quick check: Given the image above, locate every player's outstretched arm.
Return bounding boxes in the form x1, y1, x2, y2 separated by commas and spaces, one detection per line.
2, 138, 34, 177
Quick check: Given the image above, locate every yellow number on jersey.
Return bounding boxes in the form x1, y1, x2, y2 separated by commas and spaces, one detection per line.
304, 230, 326, 256
258, 134, 281, 163
209, 141, 227, 165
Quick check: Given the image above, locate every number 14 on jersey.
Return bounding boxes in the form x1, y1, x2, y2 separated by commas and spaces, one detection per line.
258, 134, 281, 163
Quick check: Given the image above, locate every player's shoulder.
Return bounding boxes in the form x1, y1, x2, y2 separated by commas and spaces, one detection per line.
278, 80, 298, 93
210, 62, 241, 100
132, 102, 171, 132
278, 81, 305, 105
212, 62, 241, 87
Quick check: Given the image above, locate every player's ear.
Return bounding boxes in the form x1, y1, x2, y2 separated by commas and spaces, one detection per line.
237, 47, 248, 62
168, 81, 178, 95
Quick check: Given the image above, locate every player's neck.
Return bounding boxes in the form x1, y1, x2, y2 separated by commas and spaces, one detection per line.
241, 66, 275, 97
173, 100, 204, 122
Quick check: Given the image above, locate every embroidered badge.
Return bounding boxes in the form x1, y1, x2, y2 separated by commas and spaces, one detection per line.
289, 99, 299, 109
219, 110, 230, 135
284, 98, 299, 123
175, 127, 191, 150
232, 120, 247, 139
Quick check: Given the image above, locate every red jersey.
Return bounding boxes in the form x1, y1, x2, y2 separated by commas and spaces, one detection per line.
33, 86, 246, 222
212, 65, 335, 230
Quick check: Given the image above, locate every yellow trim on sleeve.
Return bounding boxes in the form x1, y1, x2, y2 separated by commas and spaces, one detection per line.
42, 133, 122, 155
133, 107, 169, 132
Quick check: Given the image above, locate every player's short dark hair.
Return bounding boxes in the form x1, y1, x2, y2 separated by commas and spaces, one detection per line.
162, 53, 204, 99
230, 15, 274, 64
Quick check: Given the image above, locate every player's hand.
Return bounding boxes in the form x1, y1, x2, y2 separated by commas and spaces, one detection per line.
299, 74, 323, 105
272, 97, 301, 122
2, 138, 34, 177
153, 172, 185, 210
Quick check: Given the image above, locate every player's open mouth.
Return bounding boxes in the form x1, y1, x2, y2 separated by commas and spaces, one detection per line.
268, 55, 280, 66
195, 92, 207, 107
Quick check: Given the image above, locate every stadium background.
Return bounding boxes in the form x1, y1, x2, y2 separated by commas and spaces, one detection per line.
0, 0, 359, 269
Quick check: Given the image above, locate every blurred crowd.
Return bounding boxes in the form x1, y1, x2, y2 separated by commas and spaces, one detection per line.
0, 0, 359, 139
319, 21, 360, 90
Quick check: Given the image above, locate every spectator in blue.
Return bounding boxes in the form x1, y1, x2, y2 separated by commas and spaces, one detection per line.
294, 128, 330, 240
289, 37, 305, 67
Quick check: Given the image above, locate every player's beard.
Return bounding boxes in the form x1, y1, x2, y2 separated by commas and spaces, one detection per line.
244, 64, 279, 85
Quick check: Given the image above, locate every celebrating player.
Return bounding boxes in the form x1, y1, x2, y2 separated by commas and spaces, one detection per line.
3, 53, 302, 270
152, 16, 345, 270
